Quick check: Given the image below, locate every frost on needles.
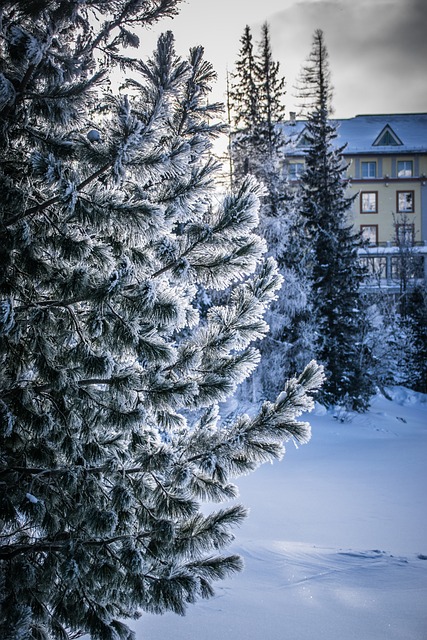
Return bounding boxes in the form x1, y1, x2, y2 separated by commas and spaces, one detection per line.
0, 2, 323, 639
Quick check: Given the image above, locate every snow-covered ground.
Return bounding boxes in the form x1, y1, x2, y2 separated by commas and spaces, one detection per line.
135, 387, 427, 639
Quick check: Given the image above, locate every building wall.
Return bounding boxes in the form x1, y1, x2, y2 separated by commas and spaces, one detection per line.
343, 153, 427, 245
282, 114, 427, 286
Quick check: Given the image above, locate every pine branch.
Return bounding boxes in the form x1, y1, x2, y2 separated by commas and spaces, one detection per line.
2, 161, 113, 230
0, 533, 148, 561
0, 62, 37, 119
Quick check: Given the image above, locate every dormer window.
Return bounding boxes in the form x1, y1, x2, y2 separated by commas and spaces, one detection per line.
296, 130, 311, 148
372, 125, 402, 147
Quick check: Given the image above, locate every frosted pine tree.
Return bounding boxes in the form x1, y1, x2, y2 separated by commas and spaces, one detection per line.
252, 22, 289, 223
0, 2, 324, 639
295, 29, 373, 410
361, 294, 416, 394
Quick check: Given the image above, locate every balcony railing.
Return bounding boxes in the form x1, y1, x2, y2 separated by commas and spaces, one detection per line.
358, 245, 427, 288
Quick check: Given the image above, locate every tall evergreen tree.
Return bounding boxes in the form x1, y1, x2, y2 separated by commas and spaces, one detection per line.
0, 3, 324, 639
295, 29, 373, 410
252, 22, 288, 218
253, 23, 286, 159
228, 25, 259, 179
229, 23, 286, 190
228, 25, 259, 133
295, 30, 333, 116
230, 23, 314, 401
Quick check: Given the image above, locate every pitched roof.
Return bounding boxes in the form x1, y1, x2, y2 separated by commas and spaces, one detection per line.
282, 113, 427, 155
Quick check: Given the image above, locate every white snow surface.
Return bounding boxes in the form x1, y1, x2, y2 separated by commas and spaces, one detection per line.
134, 387, 427, 639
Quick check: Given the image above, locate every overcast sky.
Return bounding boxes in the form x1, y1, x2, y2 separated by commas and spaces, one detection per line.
141, 0, 426, 119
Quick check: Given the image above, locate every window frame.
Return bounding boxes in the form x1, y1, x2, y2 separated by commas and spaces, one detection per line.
397, 160, 413, 178
391, 253, 423, 279
395, 223, 415, 246
360, 191, 378, 214
360, 224, 379, 245
360, 256, 387, 280
361, 161, 377, 179
396, 190, 415, 213
288, 161, 305, 180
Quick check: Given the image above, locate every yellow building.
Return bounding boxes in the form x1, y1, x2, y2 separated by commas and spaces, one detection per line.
284, 113, 427, 286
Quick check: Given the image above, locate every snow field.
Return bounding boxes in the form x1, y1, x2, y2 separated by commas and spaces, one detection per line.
137, 388, 427, 639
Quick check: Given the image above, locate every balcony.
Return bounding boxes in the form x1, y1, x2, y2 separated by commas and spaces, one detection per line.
358, 241, 427, 290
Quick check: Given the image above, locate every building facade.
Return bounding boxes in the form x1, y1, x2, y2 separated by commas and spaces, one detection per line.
283, 113, 427, 288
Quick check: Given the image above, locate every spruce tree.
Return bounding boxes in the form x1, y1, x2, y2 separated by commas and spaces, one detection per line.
229, 23, 286, 206
228, 25, 259, 178
229, 23, 314, 401
252, 22, 288, 218
0, 3, 324, 639
228, 25, 259, 134
253, 23, 286, 160
295, 29, 373, 410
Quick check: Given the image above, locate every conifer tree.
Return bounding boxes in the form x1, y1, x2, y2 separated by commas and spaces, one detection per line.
228, 25, 259, 134
252, 22, 288, 219
254, 23, 286, 159
228, 25, 259, 178
229, 23, 286, 201
229, 23, 314, 401
295, 29, 374, 410
0, 3, 324, 639
362, 293, 415, 394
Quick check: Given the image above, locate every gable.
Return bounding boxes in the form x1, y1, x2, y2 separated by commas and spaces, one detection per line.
296, 129, 311, 148
372, 124, 403, 147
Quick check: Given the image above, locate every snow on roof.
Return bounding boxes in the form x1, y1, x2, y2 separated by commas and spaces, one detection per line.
282, 113, 427, 155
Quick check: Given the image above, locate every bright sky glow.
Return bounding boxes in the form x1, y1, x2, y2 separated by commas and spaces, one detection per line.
140, 0, 426, 118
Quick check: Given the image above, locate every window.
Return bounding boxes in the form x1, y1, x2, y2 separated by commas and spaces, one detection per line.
360, 224, 378, 245
361, 161, 377, 178
396, 223, 414, 245
397, 191, 414, 213
360, 256, 387, 280
390, 257, 403, 280
397, 160, 413, 178
296, 132, 310, 148
360, 192, 378, 213
391, 256, 419, 280
373, 125, 403, 147
288, 162, 304, 180
391, 254, 424, 280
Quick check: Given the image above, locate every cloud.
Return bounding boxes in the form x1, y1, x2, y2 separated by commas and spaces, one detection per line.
261, 0, 426, 116
140, 0, 426, 117
379, 0, 427, 67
